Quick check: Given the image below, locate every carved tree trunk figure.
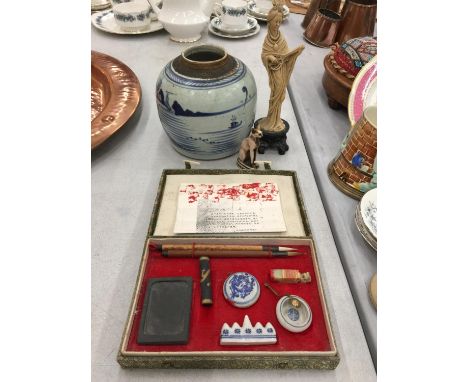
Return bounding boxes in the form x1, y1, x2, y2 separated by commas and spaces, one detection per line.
257, 0, 304, 133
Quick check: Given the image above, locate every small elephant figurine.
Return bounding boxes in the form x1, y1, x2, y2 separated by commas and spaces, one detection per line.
238, 128, 263, 168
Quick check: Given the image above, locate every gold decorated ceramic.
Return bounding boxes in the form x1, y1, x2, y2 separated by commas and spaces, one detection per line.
91, 51, 141, 149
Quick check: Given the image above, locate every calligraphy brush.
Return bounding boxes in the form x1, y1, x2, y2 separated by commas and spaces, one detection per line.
161, 249, 302, 258
155, 244, 299, 252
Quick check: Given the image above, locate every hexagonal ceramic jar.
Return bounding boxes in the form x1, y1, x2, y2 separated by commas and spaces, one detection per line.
156, 45, 257, 160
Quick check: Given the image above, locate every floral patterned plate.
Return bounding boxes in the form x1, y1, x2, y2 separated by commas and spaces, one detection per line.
91, 9, 163, 35
348, 55, 377, 126
208, 22, 260, 39
360, 188, 377, 239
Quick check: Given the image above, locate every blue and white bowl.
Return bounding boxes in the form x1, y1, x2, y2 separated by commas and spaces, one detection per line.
156, 45, 257, 160
223, 272, 260, 308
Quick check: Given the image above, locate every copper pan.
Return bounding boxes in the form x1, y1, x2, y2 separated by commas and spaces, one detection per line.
335, 0, 377, 44
304, 8, 341, 48
302, 0, 344, 28
91, 51, 141, 149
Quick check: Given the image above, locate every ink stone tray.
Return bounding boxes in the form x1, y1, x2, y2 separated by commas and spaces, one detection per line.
117, 169, 340, 369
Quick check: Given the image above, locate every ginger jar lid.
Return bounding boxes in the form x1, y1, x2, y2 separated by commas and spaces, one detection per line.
333, 36, 377, 78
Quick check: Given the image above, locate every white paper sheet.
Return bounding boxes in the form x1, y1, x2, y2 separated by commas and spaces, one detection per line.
173, 182, 287, 234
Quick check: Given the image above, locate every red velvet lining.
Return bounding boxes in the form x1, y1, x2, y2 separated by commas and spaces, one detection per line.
125, 244, 332, 353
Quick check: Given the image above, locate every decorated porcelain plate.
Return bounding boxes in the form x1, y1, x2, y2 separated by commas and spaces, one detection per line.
91, 51, 141, 149
348, 55, 377, 126
208, 22, 260, 39
354, 204, 377, 251
211, 16, 258, 34
360, 188, 377, 239
91, 9, 163, 35
247, 2, 290, 21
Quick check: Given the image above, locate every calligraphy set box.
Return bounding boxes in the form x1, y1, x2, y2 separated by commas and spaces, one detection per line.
117, 169, 339, 369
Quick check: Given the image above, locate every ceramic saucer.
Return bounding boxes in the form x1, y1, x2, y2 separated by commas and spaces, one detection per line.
348, 56, 377, 126
91, 0, 111, 12
360, 188, 377, 239
208, 22, 260, 39
354, 190, 377, 251
247, 2, 290, 22
211, 16, 258, 34
91, 9, 163, 35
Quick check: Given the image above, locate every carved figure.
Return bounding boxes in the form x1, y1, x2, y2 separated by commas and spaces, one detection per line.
257, 0, 304, 133
238, 128, 263, 167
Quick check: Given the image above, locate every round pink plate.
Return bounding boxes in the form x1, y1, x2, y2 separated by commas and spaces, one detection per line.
348, 56, 377, 126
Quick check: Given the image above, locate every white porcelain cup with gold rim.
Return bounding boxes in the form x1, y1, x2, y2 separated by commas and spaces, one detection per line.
214, 0, 249, 29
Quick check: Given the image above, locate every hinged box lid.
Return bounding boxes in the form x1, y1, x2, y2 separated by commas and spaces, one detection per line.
148, 169, 311, 239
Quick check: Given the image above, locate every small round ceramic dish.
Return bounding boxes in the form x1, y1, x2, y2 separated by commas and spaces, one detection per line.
211, 16, 258, 34
348, 55, 377, 126
360, 188, 377, 239
276, 295, 312, 333
247, 2, 290, 21
223, 272, 260, 308
208, 22, 260, 39
354, 197, 377, 251
91, 9, 163, 35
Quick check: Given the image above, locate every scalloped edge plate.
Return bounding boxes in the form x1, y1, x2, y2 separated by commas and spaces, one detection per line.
91, 9, 163, 35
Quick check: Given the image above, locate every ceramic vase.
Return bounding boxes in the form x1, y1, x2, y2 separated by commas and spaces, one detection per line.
156, 45, 257, 160
328, 105, 377, 199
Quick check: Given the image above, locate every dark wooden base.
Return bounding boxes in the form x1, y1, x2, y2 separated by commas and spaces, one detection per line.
255, 118, 290, 155
322, 54, 353, 111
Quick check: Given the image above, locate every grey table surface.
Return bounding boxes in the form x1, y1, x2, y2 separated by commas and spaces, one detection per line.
281, 18, 377, 366
91, 12, 375, 382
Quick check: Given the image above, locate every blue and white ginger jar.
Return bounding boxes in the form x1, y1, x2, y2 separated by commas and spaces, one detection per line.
156, 44, 257, 160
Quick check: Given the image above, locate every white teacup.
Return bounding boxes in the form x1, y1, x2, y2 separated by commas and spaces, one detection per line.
113, 2, 151, 31
254, 0, 273, 14
214, 0, 249, 29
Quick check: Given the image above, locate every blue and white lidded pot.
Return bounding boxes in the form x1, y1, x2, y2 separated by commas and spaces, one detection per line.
156, 44, 257, 160
223, 272, 260, 308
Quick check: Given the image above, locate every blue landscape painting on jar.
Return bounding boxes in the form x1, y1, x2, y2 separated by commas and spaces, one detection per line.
155, 46, 257, 160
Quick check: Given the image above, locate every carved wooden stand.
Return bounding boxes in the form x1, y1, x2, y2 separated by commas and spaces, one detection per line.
255, 118, 290, 155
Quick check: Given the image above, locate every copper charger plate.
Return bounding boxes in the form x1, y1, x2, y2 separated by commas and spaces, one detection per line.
91, 51, 141, 149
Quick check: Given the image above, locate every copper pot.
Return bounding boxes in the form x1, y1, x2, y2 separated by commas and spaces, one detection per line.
302, 0, 343, 28
303, 8, 341, 48
335, 0, 377, 44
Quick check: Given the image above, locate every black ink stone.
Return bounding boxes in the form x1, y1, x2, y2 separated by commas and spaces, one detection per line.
137, 277, 193, 345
